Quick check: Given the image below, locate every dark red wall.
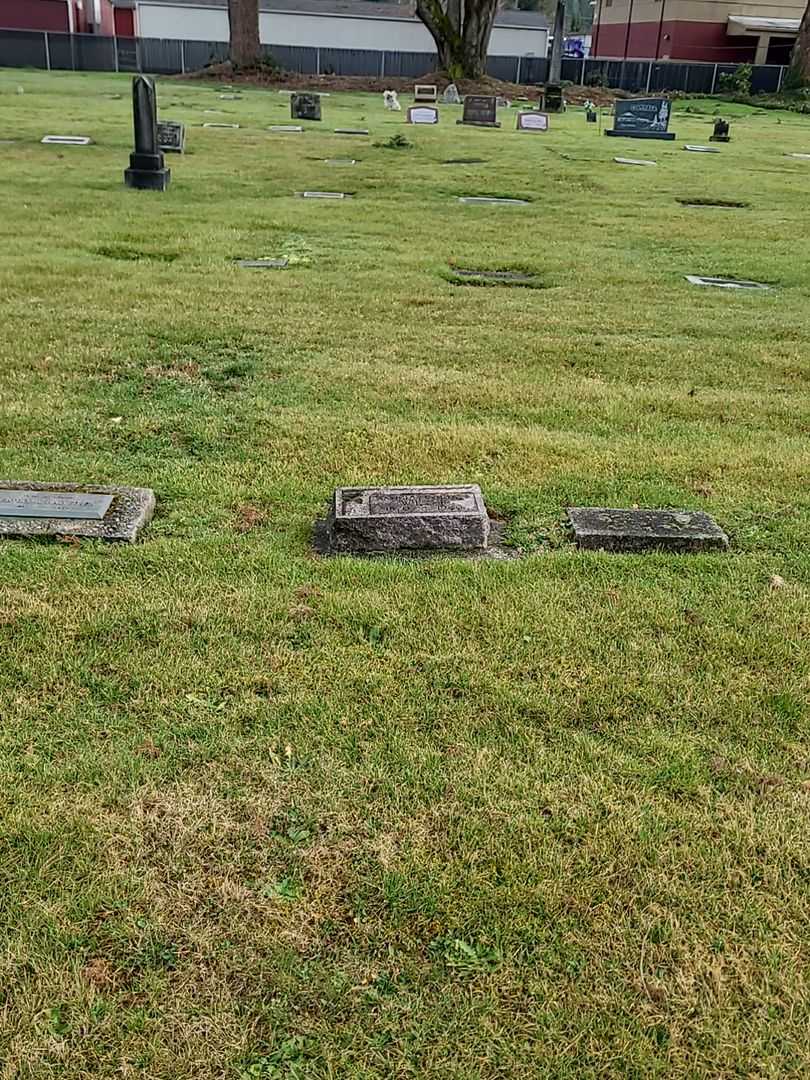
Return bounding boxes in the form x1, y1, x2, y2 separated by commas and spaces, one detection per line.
114, 7, 135, 36
593, 19, 756, 62
0, 0, 68, 31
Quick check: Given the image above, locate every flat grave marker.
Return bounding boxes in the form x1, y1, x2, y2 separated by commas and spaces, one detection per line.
237, 258, 289, 269
324, 158, 356, 165
686, 275, 770, 290
326, 485, 491, 554
41, 135, 92, 145
270, 125, 303, 133
458, 95, 499, 128
568, 507, 728, 553
291, 92, 322, 121
606, 98, 675, 141
298, 190, 350, 199
458, 196, 528, 205
786, 152, 810, 159
614, 157, 657, 166
684, 144, 720, 153
0, 482, 155, 543
334, 128, 369, 135
202, 122, 239, 129
516, 111, 549, 132
408, 106, 439, 124
157, 120, 185, 153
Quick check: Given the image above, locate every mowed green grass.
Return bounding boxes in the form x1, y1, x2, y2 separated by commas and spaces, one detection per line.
0, 68, 809, 1078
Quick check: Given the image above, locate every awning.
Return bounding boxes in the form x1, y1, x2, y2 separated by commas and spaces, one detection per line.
727, 15, 800, 35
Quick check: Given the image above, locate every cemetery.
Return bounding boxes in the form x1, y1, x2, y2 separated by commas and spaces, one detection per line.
0, 64, 809, 1079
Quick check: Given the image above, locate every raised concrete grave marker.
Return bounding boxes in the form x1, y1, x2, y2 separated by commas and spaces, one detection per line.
568, 507, 728, 552
516, 112, 549, 132
327, 485, 490, 554
291, 92, 322, 121
686, 275, 770, 290
414, 84, 438, 103
0, 483, 155, 542
41, 135, 92, 145
408, 106, 439, 124
157, 120, 185, 153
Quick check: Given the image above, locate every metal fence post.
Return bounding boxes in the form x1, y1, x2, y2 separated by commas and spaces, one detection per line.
777, 64, 785, 92
516, 55, 521, 84
645, 60, 652, 92
44, 31, 50, 71
710, 63, 718, 93
113, 36, 119, 72
683, 65, 689, 93
316, 46, 320, 76
180, 39, 185, 74
380, 51, 385, 78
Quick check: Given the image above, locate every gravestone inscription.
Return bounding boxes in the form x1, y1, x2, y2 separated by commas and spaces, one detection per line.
326, 485, 491, 554
606, 98, 675, 141
291, 92, 322, 121
458, 96, 500, 128
157, 120, 185, 153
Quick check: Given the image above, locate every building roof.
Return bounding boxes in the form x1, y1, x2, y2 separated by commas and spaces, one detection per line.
126, 0, 549, 29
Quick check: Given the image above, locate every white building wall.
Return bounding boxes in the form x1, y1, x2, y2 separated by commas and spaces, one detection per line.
135, 3, 547, 57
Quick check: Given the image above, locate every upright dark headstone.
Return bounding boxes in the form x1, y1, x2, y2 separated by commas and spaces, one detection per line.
710, 117, 730, 142
457, 96, 499, 128
157, 120, 185, 153
124, 76, 170, 191
291, 93, 322, 121
543, 84, 564, 113
606, 98, 676, 141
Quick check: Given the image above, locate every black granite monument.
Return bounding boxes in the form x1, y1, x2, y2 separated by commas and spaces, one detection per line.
291, 92, 322, 121
457, 95, 500, 128
605, 98, 676, 141
543, 84, 564, 113
710, 117, 730, 142
124, 76, 170, 190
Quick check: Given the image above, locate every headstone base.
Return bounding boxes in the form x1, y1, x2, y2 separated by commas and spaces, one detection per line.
605, 130, 676, 140
457, 120, 501, 128
709, 135, 730, 142
125, 166, 171, 191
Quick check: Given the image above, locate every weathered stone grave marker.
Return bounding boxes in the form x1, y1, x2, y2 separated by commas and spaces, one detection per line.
334, 128, 369, 135
237, 258, 289, 269
614, 157, 657, 166
710, 117, 730, 142
325, 158, 356, 165
606, 98, 675, 141
684, 144, 720, 153
0, 482, 155, 543
202, 122, 239, 129
157, 120, 185, 153
291, 92, 322, 121
124, 75, 170, 191
326, 485, 491, 554
441, 83, 461, 104
269, 125, 303, 133
516, 112, 549, 132
568, 507, 728, 553
458, 96, 500, 128
542, 84, 564, 112
298, 190, 350, 199
408, 106, 439, 124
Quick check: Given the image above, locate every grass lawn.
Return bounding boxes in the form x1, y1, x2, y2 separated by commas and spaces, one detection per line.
0, 68, 809, 1078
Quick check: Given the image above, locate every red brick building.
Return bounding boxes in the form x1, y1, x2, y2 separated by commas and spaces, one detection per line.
591, 0, 802, 64
0, 0, 117, 34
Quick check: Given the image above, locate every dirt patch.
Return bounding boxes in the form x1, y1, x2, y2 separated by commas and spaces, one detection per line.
444, 266, 545, 289
177, 65, 619, 106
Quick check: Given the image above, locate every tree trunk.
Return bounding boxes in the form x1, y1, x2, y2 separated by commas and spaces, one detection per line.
788, 3, 810, 87
228, 0, 261, 69
549, 0, 566, 83
416, 0, 499, 80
